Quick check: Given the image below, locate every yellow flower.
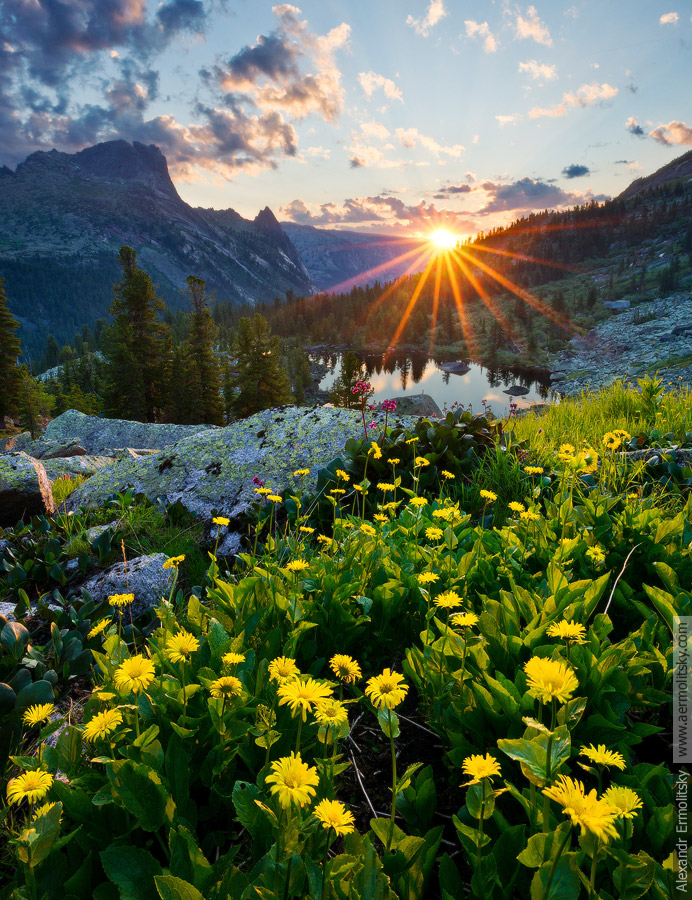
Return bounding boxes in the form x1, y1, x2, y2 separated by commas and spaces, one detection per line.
293, 468, 310, 477
268, 494, 283, 503
7, 770, 54, 805
166, 630, 200, 664
313, 698, 349, 730
414, 456, 430, 467
222, 651, 245, 666
388, 458, 401, 466
286, 559, 310, 572
255, 487, 272, 495
542, 775, 619, 843
365, 669, 408, 710
425, 527, 443, 540
546, 621, 587, 644
87, 619, 109, 639
83, 708, 123, 742
451, 612, 479, 629
314, 798, 355, 834
33, 802, 60, 821
329, 488, 346, 496
377, 482, 396, 492
162, 554, 186, 569
209, 676, 243, 699
381, 501, 401, 512
508, 501, 525, 514
520, 510, 541, 522
317, 534, 334, 546
586, 545, 606, 564
330, 654, 362, 683
602, 432, 621, 451
580, 744, 626, 771
602, 786, 643, 819
278, 677, 333, 721
373, 513, 388, 522
417, 572, 439, 585
299, 526, 315, 534
22, 703, 55, 728
108, 593, 134, 608
213, 513, 231, 526
269, 656, 300, 683
524, 466, 544, 475
577, 447, 599, 474
353, 484, 363, 492
114, 655, 155, 695
360, 523, 376, 536
369, 442, 383, 459
612, 429, 631, 442
462, 754, 501, 785
434, 590, 463, 609
265, 753, 319, 809
441, 470, 455, 479
405, 437, 419, 445
336, 469, 350, 481
559, 444, 575, 455
524, 656, 579, 705
410, 497, 428, 508
480, 490, 497, 502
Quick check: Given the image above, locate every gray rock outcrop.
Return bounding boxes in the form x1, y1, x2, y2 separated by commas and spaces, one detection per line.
77, 553, 174, 617
0, 453, 56, 525
439, 361, 471, 375
379, 394, 442, 417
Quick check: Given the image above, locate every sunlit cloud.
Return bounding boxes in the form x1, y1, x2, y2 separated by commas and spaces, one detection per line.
464, 20, 497, 53
406, 0, 447, 37
496, 113, 522, 127
659, 12, 679, 25
395, 127, 464, 158
626, 116, 645, 137
530, 82, 617, 118
518, 60, 557, 81
358, 71, 403, 102
649, 120, 692, 145
513, 5, 552, 46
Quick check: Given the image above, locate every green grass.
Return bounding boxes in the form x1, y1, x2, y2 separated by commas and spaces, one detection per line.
51, 473, 86, 505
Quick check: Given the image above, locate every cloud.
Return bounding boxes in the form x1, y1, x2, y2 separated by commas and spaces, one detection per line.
659, 12, 679, 25
395, 127, 463, 157
476, 176, 605, 214
358, 71, 403, 102
626, 116, 645, 137
464, 20, 497, 53
518, 60, 557, 81
513, 5, 552, 46
529, 82, 617, 118
433, 182, 473, 198
614, 159, 641, 171
496, 113, 522, 127
562, 164, 590, 179
649, 120, 692, 145
406, 1, 447, 37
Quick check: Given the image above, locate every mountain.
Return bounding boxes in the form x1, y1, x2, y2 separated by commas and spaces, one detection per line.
618, 147, 692, 200
281, 223, 421, 291
0, 140, 315, 356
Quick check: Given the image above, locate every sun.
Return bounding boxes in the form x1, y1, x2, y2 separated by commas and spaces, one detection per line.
429, 229, 457, 250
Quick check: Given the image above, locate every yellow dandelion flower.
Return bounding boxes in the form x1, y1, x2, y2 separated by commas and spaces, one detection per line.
434, 590, 463, 609
286, 559, 310, 572
255, 487, 272, 495
22, 703, 55, 728
162, 554, 186, 569
87, 619, 109, 639
213, 514, 231, 526
524, 465, 544, 475
480, 490, 497, 502
580, 744, 626, 771
542, 775, 619, 843
365, 669, 408, 710
209, 676, 243, 699
278, 676, 333, 721
33, 802, 60, 821
330, 654, 362, 683
377, 482, 396, 492
299, 526, 315, 534
441, 470, 455, 480
83, 708, 123, 742
222, 652, 245, 666
410, 497, 428, 508
382, 501, 401, 511
414, 456, 430, 467
559, 444, 575, 455
336, 469, 350, 482
520, 510, 541, 522
612, 429, 631, 441
546, 621, 587, 644
405, 437, 419, 445
425, 527, 443, 540
268, 656, 300, 683
451, 612, 479, 629
602, 433, 621, 451
166, 630, 200, 664
508, 501, 526, 514
388, 458, 401, 466
313, 698, 349, 730
317, 534, 334, 545
369, 442, 383, 459
462, 754, 502, 785
586, 545, 606, 564
329, 488, 346, 496
417, 572, 439, 585
602, 786, 643, 819
265, 752, 319, 809
7, 770, 54, 805
268, 494, 283, 503
314, 798, 355, 835
360, 523, 376, 536
114, 655, 155, 695
373, 513, 388, 522
293, 468, 310, 477
108, 593, 134, 608
353, 484, 363, 492
524, 656, 579, 704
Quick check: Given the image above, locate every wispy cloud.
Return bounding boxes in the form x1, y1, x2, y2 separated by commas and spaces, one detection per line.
626, 116, 646, 137
518, 60, 557, 81
513, 5, 552, 46
496, 113, 522, 127
659, 12, 679, 25
464, 20, 497, 53
358, 71, 403, 102
395, 127, 463, 158
649, 119, 692, 145
530, 82, 617, 118
406, 1, 447, 37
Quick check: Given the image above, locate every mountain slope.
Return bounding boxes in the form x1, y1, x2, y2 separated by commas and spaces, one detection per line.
0, 140, 315, 356
617, 147, 692, 200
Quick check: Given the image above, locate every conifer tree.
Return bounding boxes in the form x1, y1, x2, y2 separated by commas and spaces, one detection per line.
104, 247, 171, 422
0, 276, 22, 420
17, 367, 54, 439
230, 314, 292, 419
184, 276, 223, 425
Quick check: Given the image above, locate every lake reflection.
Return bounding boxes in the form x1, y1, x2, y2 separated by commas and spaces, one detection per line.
315, 352, 557, 419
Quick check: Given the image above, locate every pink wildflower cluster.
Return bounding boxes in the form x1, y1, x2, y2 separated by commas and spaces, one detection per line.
351, 381, 372, 395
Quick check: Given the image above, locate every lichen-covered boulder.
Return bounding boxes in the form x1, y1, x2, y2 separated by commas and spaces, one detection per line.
42, 455, 116, 480
66, 406, 416, 522
76, 553, 174, 617
0, 453, 56, 525
45, 409, 214, 455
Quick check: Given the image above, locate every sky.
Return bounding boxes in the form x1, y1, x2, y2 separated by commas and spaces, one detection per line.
1, 0, 691, 237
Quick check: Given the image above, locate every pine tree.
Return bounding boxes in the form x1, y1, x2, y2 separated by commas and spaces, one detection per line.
0, 276, 22, 420
329, 351, 367, 409
17, 368, 54, 439
230, 315, 292, 419
184, 276, 223, 425
104, 247, 171, 422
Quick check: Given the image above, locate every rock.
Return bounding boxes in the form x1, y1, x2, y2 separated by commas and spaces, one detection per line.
76, 553, 174, 617
86, 522, 118, 543
42, 455, 116, 479
379, 394, 443, 417
672, 323, 692, 336
503, 385, 530, 396
2, 432, 31, 452
438, 361, 471, 375
45, 409, 214, 455
65, 406, 418, 522
0, 601, 16, 622
0, 452, 56, 526
40, 441, 87, 460
603, 300, 630, 310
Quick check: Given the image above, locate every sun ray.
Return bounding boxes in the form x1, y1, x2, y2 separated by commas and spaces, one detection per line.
428, 256, 442, 358
471, 243, 576, 273
355, 244, 434, 329
450, 251, 522, 349
384, 257, 436, 360
327, 243, 426, 295
443, 252, 479, 360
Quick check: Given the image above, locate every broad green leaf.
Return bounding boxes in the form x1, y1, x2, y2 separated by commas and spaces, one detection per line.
611, 850, 656, 900
154, 875, 204, 900
530, 853, 580, 900
100, 845, 162, 900
106, 760, 174, 831
16, 802, 62, 868
15, 679, 54, 709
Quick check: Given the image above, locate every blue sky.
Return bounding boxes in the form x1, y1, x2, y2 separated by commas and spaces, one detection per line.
1, 1, 691, 236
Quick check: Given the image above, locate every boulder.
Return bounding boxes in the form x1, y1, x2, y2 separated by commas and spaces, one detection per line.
39, 441, 87, 459
603, 300, 630, 310
44, 409, 214, 455
42, 455, 116, 479
66, 406, 417, 522
438, 361, 471, 375
0, 453, 56, 525
379, 394, 442, 417
672, 323, 692, 336
76, 553, 174, 617
503, 385, 530, 396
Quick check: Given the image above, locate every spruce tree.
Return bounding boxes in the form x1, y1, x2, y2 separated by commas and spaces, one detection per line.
104, 247, 171, 422
231, 315, 292, 419
17, 368, 54, 439
0, 276, 22, 420
184, 276, 223, 425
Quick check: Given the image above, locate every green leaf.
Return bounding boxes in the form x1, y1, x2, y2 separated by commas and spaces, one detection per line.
1, 620, 30, 656
16, 802, 63, 868
611, 850, 656, 900
154, 875, 204, 900
530, 853, 580, 900
56, 725, 83, 774
100, 845, 162, 900
0, 682, 16, 715
377, 708, 400, 738
518, 824, 570, 869
15, 679, 54, 709
107, 760, 175, 831
466, 782, 495, 820
497, 726, 570, 786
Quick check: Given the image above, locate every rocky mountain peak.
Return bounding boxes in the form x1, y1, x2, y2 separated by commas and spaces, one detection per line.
618, 147, 692, 200
72, 140, 179, 197
254, 206, 282, 234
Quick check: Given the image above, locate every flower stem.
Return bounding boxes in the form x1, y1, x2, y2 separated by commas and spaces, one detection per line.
589, 839, 600, 899
295, 717, 303, 753
387, 708, 397, 851
321, 827, 332, 899
541, 827, 572, 900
